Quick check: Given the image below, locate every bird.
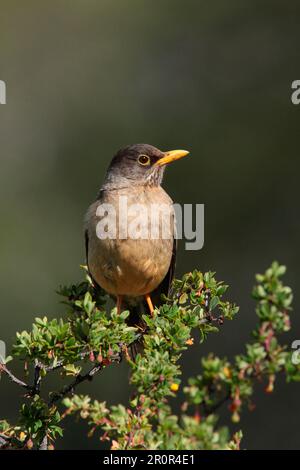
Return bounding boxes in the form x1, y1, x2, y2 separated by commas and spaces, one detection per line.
84, 144, 189, 344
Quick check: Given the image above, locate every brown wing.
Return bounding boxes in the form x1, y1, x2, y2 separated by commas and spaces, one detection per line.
84, 228, 99, 289
151, 236, 177, 307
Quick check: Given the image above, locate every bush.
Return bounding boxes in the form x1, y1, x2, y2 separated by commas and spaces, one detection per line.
0, 262, 299, 450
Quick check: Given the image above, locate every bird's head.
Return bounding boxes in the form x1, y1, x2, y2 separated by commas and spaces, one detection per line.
102, 144, 189, 189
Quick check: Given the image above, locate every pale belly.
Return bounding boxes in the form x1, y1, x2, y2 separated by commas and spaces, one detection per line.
88, 237, 173, 296
85, 186, 174, 297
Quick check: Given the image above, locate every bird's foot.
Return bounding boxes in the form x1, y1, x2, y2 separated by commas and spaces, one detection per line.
144, 293, 154, 317
116, 295, 123, 315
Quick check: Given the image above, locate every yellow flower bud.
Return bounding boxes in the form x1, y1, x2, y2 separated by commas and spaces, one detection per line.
186, 338, 194, 346
170, 383, 179, 392
223, 366, 232, 378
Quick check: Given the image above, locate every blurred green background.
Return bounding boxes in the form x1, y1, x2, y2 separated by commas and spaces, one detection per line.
0, 0, 299, 449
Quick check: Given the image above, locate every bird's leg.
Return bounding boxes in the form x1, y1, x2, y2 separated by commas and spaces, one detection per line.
116, 295, 123, 315
144, 293, 154, 316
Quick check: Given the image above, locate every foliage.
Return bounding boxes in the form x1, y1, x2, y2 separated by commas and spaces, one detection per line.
0, 262, 298, 450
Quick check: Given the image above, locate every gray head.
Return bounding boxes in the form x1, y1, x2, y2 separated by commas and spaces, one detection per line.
101, 143, 189, 190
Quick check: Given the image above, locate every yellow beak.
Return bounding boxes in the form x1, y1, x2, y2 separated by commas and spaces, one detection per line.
154, 149, 189, 167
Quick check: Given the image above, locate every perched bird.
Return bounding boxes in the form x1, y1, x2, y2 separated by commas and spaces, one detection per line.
84, 144, 189, 330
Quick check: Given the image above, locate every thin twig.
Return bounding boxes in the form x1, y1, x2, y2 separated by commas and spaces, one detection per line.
35, 350, 92, 372
202, 390, 231, 416
33, 361, 42, 394
35, 343, 127, 372
0, 363, 31, 391
0, 362, 44, 396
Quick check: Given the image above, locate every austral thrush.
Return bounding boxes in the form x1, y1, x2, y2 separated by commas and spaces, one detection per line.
85, 144, 189, 336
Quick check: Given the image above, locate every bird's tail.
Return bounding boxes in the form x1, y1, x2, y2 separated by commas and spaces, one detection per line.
124, 282, 169, 360
125, 300, 147, 361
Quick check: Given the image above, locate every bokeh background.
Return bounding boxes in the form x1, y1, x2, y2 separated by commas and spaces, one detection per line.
0, 0, 299, 450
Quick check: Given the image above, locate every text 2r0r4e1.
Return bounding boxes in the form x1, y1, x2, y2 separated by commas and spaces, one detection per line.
147, 454, 194, 465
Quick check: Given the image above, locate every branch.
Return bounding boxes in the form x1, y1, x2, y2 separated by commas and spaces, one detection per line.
48, 351, 123, 406
35, 350, 92, 372
33, 361, 42, 394
48, 363, 104, 406
0, 363, 31, 391
0, 362, 43, 396
202, 390, 231, 416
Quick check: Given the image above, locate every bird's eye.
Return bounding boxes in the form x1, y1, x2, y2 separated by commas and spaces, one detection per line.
138, 154, 151, 166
